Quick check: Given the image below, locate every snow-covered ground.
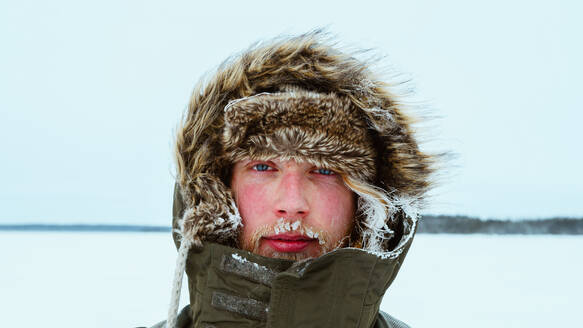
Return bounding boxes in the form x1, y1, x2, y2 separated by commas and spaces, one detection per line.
1, 232, 580, 327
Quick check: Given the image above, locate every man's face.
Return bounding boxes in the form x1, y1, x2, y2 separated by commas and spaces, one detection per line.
231, 158, 355, 261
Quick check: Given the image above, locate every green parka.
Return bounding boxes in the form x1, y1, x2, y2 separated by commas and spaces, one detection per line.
149, 241, 413, 328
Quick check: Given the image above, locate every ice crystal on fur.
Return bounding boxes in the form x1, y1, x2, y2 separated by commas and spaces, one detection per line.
350, 181, 421, 254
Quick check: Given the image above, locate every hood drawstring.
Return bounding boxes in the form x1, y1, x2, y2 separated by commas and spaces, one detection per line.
167, 237, 194, 328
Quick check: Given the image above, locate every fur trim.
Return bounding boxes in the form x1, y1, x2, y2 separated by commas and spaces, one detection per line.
223, 90, 376, 183
174, 31, 433, 254
175, 174, 241, 248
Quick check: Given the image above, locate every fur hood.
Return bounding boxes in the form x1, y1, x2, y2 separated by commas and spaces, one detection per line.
166, 31, 434, 328
173, 32, 433, 254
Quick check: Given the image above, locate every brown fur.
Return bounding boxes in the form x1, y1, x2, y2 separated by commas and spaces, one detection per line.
223, 90, 377, 183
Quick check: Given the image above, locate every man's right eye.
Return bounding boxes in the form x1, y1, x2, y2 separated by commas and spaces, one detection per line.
252, 164, 272, 171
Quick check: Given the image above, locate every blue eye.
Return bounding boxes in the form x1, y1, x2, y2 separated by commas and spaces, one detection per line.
253, 164, 271, 171
316, 168, 334, 175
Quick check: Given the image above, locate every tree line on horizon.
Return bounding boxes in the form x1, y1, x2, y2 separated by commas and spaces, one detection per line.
418, 215, 583, 234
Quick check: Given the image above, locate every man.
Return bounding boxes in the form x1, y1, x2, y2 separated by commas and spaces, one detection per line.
151, 32, 433, 328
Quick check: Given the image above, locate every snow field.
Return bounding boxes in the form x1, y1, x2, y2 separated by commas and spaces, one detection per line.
382, 234, 582, 327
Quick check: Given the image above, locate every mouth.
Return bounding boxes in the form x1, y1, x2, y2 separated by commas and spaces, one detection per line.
262, 234, 317, 253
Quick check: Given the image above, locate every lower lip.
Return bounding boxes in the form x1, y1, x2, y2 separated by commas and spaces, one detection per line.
264, 238, 314, 252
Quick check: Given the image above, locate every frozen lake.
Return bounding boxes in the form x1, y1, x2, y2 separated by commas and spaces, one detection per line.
1, 232, 580, 327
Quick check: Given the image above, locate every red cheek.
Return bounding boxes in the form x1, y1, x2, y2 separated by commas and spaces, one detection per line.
237, 183, 272, 228
316, 187, 354, 227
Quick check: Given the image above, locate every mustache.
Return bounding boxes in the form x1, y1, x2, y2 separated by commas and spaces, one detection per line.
244, 218, 331, 253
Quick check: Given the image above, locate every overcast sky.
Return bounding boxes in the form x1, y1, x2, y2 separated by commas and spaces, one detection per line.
1, 0, 581, 224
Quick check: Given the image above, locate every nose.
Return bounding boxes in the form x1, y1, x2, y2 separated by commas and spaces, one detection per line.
274, 170, 309, 219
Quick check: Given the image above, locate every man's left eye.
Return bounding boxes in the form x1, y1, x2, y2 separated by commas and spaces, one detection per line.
315, 168, 334, 175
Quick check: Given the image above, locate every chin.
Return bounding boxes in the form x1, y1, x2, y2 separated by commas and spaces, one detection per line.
259, 250, 317, 261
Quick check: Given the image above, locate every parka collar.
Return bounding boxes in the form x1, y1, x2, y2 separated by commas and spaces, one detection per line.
183, 239, 414, 328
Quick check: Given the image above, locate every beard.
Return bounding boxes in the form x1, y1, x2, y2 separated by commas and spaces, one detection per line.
240, 218, 351, 261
